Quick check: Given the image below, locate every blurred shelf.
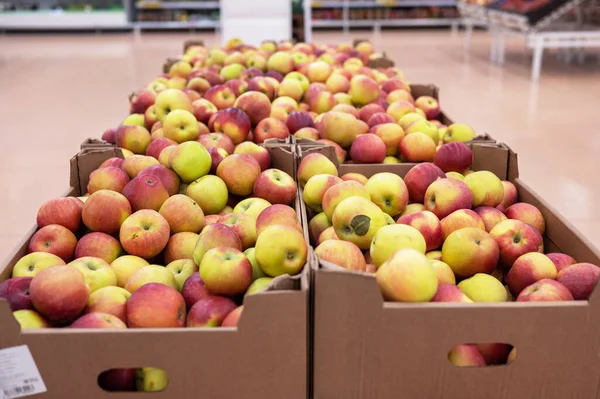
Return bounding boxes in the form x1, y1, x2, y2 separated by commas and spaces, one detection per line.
312, 0, 457, 7
135, 1, 220, 10
133, 19, 219, 28
312, 17, 459, 26
0, 10, 131, 29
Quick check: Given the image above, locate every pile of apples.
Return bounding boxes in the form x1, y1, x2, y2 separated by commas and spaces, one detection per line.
0, 143, 306, 391
98, 38, 477, 166
301, 154, 600, 366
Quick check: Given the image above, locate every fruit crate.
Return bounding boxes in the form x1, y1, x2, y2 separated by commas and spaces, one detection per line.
0, 144, 310, 399
301, 143, 600, 399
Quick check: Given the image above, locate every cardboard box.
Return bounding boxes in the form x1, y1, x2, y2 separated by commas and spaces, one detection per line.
0, 144, 309, 399
183, 40, 205, 54
306, 144, 600, 399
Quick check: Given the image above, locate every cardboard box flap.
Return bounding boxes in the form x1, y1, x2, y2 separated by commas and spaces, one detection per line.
183, 40, 205, 53
366, 55, 395, 69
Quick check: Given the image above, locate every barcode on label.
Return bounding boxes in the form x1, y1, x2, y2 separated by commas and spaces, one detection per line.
3, 384, 35, 398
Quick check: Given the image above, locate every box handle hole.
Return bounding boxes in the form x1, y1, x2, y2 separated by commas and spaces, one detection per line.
98, 368, 168, 392
448, 343, 515, 367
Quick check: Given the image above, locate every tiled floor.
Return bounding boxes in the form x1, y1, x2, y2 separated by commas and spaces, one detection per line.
0, 30, 599, 258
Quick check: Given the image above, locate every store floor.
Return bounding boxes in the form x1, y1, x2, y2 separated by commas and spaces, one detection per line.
0, 30, 599, 258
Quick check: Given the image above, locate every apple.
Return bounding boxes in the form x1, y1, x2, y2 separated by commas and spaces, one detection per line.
387, 89, 414, 105
193, 223, 242, 266
340, 173, 368, 185
2, 277, 33, 311
474, 206, 507, 232
397, 211, 443, 252
144, 106, 160, 129
165, 259, 198, 291
98, 369, 136, 392
115, 125, 151, 155
297, 153, 339, 188
267, 51, 294, 74
169, 60, 192, 78
169, 141, 211, 184
12, 252, 65, 279
135, 367, 169, 392
30, 265, 89, 324
245, 277, 274, 297
74, 232, 122, 263
110, 255, 148, 288
404, 163, 445, 203
370, 123, 404, 156
85, 286, 130, 323
233, 91, 271, 126
197, 133, 235, 155
322, 180, 370, 220
308, 91, 337, 114
158, 194, 204, 234
556, 263, 600, 300
377, 249, 438, 302
316, 111, 365, 148
278, 79, 304, 102
255, 224, 307, 277
315, 240, 366, 271
431, 284, 473, 302
370, 224, 427, 268
253, 169, 297, 205
82, 190, 131, 234
446, 172, 465, 181
303, 174, 343, 213
358, 103, 385, 123
233, 141, 271, 171
489, 219, 543, 268
400, 132, 437, 162
122, 174, 169, 212
325, 73, 350, 93
233, 198, 272, 220
442, 227, 499, 278
211, 108, 252, 144
139, 164, 180, 196
163, 232, 199, 264
146, 138, 177, 160
12, 309, 49, 329
186, 296, 238, 327
424, 179, 473, 219
443, 123, 476, 143
367, 113, 395, 129
308, 213, 332, 245
434, 142, 473, 172
448, 345, 486, 366
218, 213, 257, 250
162, 109, 200, 143
331, 196, 387, 250
28, 224, 77, 262
187, 77, 211, 94
127, 283, 185, 328
120, 210, 170, 259
349, 134, 386, 163
199, 247, 252, 295
102, 128, 117, 144
365, 173, 408, 217
254, 118, 290, 143
122, 113, 145, 127
441, 209, 485, 240
216, 154, 261, 196
546, 253, 577, 272
506, 252, 557, 296
286, 112, 315, 134
192, 98, 217, 124
181, 272, 211, 309
414, 96, 440, 120
37, 197, 83, 233
506, 203, 545, 234
500, 181, 518, 209
244, 247, 268, 282
349, 75, 379, 106
87, 166, 130, 194
476, 343, 512, 365
99, 157, 124, 169
464, 171, 505, 208
124, 264, 178, 293
331, 103, 359, 118
517, 279, 574, 302
387, 100, 416, 122
426, 250, 443, 261
186, 175, 228, 215
204, 85, 236, 110
430, 260, 456, 285
68, 256, 117, 293
458, 273, 507, 302
121, 155, 159, 178
70, 312, 127, 329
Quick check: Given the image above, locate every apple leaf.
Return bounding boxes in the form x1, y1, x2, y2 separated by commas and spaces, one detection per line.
350, 215, 371, 236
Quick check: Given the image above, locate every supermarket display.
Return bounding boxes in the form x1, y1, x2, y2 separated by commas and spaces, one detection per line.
1, 37, 600, 399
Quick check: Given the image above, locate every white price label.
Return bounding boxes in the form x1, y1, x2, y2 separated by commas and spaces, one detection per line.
0, 346, 46, 399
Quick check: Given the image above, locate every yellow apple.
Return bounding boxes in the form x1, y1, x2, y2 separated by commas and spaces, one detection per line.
370, 224, 427, 268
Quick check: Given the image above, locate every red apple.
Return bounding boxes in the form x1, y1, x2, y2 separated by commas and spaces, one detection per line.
87, 166, 130, 194
204, 85, 236, 110
286, 112, 315, 134
233, 91, 272, 125
506, 203, 546, 235
181, 272, 211, 310
122, 174, 169, 212
37, 197, 83, 233
490, 219, 543, 268
349, 133, 386, 163
212, 108, 252, 144
127, 283, 186, 328
434, 142, 473, 172
546, 253, 577, 272
234, 141, 271, 171
98, 369, 136, 392
119, 210, 170, 259
186, 296, 237, 327
358, 103, 385, 123
82, 190, 131, 234
199, 247, 252, 296
4, 277, 34, 311
138, 164, 181, 197
517, 279, 574, 302
221, 305, 243, 327
99, 157, 124, 169
253, 169, 297, 205
146, 137, 177, 160
557, 263, 600, 300
254, 118, 290, 143
28, 224, 77, 262
71, 312, 127, 328
404, 163, 445, 203
74, 232, 122, 263
198, 133, 235, 154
